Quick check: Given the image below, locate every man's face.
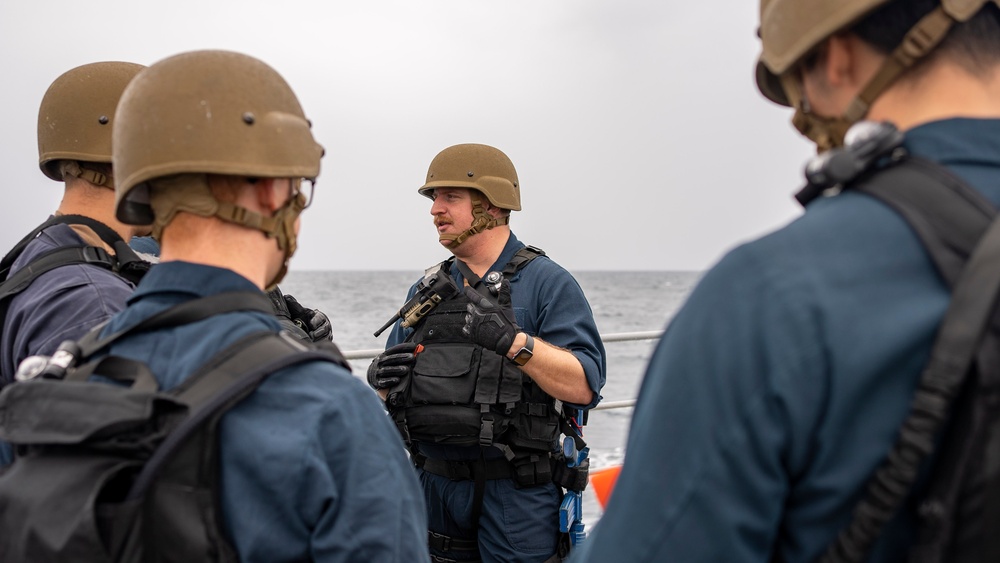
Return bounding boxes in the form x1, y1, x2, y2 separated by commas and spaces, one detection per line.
430, 187, 474, 247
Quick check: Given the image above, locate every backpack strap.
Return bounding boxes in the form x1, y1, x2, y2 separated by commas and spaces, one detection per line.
0, 217, 152, 343
125, 330, 347, 500
57, 291, 278, 372
820, 157, 1000, 562
0, 246, 116, 301
853, 157, 995, 288
0, 215, 128, 281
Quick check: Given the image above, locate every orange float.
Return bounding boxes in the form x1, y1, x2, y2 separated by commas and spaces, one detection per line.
589, 465, 622, 510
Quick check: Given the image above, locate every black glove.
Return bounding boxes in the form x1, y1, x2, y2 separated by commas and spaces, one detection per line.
367, 342, 420, 390
284, 294, 333, 342
463, 282, 519, 356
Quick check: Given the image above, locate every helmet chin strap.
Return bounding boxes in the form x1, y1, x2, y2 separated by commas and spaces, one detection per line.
251, 189, 305, 291
61, 161, 114, 189
782, 3, 968, 153
148, 174, 307, 289
438, 193, 509, 248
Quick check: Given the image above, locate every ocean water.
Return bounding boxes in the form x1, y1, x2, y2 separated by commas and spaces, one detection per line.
279, 269, 702, 523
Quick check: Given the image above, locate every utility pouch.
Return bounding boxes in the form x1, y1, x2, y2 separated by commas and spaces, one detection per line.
505, 401, 560, 452
410, 344, 477, 405
551, 453, 590, 493
512, 452, 553, 488
404, 405, 483, 446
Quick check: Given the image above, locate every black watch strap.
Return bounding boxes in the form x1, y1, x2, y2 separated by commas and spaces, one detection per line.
511, 334, 534, 366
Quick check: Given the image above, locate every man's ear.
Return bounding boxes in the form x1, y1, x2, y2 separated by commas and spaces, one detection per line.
254, 178, 283, 212
485, 202, 505, 219
825, 33, 874, 90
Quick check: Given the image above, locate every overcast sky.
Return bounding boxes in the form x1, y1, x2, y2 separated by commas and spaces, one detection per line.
0, 0, 815, 272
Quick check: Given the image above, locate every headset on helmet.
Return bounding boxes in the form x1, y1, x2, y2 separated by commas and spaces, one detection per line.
37, 62, 146, 187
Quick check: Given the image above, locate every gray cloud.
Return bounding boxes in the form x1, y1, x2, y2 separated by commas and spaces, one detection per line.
0, 0, 815, 272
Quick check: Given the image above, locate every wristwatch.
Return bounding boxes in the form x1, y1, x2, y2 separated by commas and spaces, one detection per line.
511, 334, 534, 366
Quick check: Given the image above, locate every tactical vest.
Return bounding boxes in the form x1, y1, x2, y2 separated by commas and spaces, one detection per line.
390, 246, 560, 456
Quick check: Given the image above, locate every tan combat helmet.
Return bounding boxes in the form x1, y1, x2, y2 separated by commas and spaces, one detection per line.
37, 62, 145, 188
113, 49, 323, 288
756, 0, 1000, 151
418, 143, 520, 247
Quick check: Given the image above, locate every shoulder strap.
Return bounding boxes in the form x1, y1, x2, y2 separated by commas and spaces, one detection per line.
820, 158, 1000, 562
50, 216, 150, 284
453, 245, 546, 288
74, 291, 277, 361
454, 259, 481, 288
0, 216, 150, 318
0, 246, 116, 302
852, 157, 995, 288
502, 245, 545, 278
0, 215, 125, 281
0, 244, 119, 358
124, 330, 346, 500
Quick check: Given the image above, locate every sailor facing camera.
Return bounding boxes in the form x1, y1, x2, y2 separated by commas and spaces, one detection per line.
371, 143, 606, 563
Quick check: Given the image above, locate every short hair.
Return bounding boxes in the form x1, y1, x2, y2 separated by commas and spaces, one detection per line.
851, 0, 1000, 75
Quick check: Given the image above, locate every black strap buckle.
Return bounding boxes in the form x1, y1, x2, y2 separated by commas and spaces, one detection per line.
80, 246, 113, 267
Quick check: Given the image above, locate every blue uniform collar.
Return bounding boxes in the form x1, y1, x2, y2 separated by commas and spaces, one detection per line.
903, 118, 1000, 167
450, 231, 526, 284
128, 261, 261, 305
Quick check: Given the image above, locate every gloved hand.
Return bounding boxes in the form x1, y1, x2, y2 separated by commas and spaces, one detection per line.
284, 294, 333, 342
463, 281, 520, 356
367, 342, 421, 391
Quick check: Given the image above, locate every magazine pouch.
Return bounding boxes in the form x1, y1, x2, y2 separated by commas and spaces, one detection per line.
505, 384, 560, 453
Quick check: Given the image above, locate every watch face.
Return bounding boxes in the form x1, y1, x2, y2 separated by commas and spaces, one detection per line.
513, 348, 533, 366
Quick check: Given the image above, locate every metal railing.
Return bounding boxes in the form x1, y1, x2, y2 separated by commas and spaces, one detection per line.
345, 330, 663, 411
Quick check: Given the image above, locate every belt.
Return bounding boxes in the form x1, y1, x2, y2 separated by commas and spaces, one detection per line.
414, 454, 513, 481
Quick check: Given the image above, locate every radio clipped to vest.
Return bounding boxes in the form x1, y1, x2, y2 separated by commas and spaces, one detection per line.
373, 269, 460, 337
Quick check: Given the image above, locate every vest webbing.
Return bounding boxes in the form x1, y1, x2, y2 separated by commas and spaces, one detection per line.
447, 244, 547, 288
820, 156, 1000, 562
